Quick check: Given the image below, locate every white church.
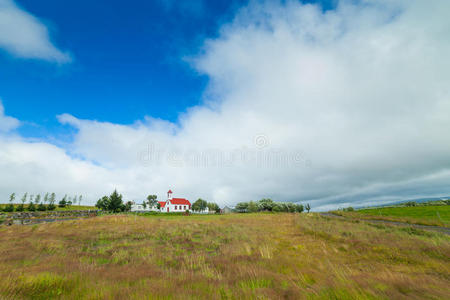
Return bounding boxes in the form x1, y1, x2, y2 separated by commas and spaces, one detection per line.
131, 190, 194, 213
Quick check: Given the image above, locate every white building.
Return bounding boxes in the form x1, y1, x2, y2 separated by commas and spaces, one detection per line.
159, 190, 191, 213
131, 190, 192, 213
130, 203, 159, 212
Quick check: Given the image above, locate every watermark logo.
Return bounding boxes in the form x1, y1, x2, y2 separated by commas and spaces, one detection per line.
254, 134, 270, 149
137, 134, 311, 169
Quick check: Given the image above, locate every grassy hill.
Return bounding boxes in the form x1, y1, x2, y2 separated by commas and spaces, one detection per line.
1, 213, 449, 299
336, 205, 450, 227
0, 204, 95, 212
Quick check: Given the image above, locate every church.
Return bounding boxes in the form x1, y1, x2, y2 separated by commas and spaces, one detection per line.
130, 190, 191, 212
158, 190, 191, 212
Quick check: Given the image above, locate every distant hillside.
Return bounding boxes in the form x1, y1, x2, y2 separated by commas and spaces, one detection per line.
360, 196, 450, 209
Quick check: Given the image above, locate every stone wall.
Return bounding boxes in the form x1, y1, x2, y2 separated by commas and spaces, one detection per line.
0, 210, 99, 226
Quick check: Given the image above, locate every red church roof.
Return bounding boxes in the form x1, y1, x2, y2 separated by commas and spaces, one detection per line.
158, 201, 166, 208
168, 190, 173, 193
170, 198, 191, 205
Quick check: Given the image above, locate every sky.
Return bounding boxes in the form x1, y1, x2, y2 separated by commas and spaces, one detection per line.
0, 0, 449, 210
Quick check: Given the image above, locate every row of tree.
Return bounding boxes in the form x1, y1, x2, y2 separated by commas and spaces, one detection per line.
192, 198, 220, 213
235, 198, 310, 213
1, 193, 83, 212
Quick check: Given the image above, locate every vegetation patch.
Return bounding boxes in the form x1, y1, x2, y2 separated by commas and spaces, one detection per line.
343, 204, 450, 227
0, 213, 449, 299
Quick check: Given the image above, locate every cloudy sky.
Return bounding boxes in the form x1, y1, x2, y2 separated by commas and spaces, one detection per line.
0, 0, 449, 210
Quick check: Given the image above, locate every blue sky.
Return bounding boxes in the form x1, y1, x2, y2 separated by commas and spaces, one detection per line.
0, 0, 335, 139
1, 0, 448, 209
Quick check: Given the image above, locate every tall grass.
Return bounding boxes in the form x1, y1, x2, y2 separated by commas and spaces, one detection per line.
0, 213, 449, 299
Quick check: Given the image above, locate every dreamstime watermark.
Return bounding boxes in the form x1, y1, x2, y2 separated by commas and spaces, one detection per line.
137, 134, 312, 169
254, 134, 270, 149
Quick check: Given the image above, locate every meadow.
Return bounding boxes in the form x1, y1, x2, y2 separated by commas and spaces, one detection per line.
336, 205, 450, 227
0, 213, 449, 299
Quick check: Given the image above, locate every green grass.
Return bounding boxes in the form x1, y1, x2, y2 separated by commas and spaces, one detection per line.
0, 213, 449, 299
352, 205, 450, 226
0, 204, 95, 212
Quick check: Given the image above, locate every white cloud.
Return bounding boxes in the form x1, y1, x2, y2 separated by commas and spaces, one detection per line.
0, 0, 71, 63
0, 100, 19, 132
1, 0, 450, 210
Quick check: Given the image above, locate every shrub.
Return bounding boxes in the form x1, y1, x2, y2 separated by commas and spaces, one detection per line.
3, 204, 14, 212
37, 203, 47, 211
16, 204, 25, 212
59, 195, 68, 208
192, 199, 207, 212
272, 204, 281, 212
207, 202, 220, 213
235, 202, 249, 212
124, 201, 133, 212
27, 202, 36, 212
248, 201, 259, 213
295, 204, 304, 213
258, 198, 274, 211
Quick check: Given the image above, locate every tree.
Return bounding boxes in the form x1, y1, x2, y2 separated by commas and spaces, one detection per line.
124, 201, 133, 212
37, 202, 47, 211
96, 196, 110, 211
235, 202, 249, 212
27, 201, 36, 212
192, 198, 207, 212
248, 201, 259, 213
272, 203, 281, 212
79, 195, 83, 206
108, 190, 124, 212
147, 195, 158, 208
43, 193, 49, 205
38, 193, 48, 211
295, 204, 304, 213
35, 194, 41, 205
3, 193, 15, 212
258, 198, 274, 211
286, 203, 295, 213
21, 193, 28, 205
59, 195, 67, 208
142, 201, 147, 209
280, 203, 289, 212
207, 202, 220, 213
305, 203, 311, 213
16, 193, 27, 212
48, 193, 56, 211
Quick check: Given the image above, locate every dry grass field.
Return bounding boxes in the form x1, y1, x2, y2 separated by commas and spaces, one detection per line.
0, 213, 449, 299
